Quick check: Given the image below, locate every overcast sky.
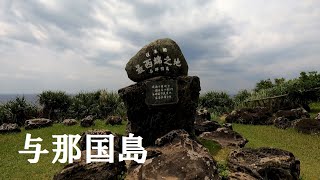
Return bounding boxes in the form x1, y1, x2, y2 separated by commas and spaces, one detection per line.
0, 0, 319, 94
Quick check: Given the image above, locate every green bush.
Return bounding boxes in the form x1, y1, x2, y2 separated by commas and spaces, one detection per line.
233, 89, 250, 108
68, 90, 125, 119
0, 97, 38, 126
38, 91, 71, 121
199, 91, 234, 115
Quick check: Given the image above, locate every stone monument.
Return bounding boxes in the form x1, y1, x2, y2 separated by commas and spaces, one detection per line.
118, 38, 201, 146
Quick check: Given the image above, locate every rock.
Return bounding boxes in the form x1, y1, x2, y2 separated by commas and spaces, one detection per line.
78, 129, 122, 152
315, 113, 320, 121
105, 116, 122, 126
225, 107, 273, 125
294, 118, 320, 134
119, 76, 201, 146
274, 108, 310, 121
195, 108, 211, 123
0, 123, 21, 133
25, 118, 53, 130
228, 172, 256, 180
126, 129, 220, 180
62, 119, 77, 126
227, 147, 300, 180
80, 115, 95, 127
194, 120, 221, 136
125, 38, 188, 82
53, 151, 126, 180
223, 123, 233, 130
199, 127, 248, 148
274, 117, 292, 129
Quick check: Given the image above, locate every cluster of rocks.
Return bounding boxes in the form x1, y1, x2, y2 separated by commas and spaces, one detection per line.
225, 107, 320, 134
225, 107, 273, 125
52, 38, 301, 179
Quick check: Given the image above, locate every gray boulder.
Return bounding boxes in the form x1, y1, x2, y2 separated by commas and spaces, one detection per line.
199, 127, 248, 148
25, 118, 52, 130
62, 119, 77, 126
126, 129, 220, 180
125, 38, 188, 82
53, 151, 126, 180
0, 123, 21, 133
227, 147, 300, 180
194, 120, 221, 136
80, 115, 94, 127
105, 116, 122, 126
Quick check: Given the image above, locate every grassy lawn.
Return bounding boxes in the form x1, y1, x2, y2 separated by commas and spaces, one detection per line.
310, 102, 320, 119
0, 120, 126, 180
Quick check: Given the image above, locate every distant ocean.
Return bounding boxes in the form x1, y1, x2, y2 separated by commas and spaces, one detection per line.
0, 94, 38, 105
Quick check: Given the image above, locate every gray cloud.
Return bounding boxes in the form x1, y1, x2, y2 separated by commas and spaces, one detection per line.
0, 0, 320, 94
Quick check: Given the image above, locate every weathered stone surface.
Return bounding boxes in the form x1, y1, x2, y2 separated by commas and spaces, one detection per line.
274, 108, 310, 120
53, 151, 126, 180
315, 112, 320, 121
105, 115, 122, 126
0, 123, 21, 133
126, 130, 220, 180
125, 38, 188, 82
199, 127, 248, 148
274, 117, 292, 129
80, 115, 95, 127
79, 129, 122, 152
223, 123, 233, 130
294, 118, 320, 134
195, 108, 211, 123
194, 120, 221, 136
228, 172, 256, 180
62, 119, 77, 126
119, 76, 200, 146
228, 147, 300, 180
225, 107, 273, 125
25, 118, 52, 130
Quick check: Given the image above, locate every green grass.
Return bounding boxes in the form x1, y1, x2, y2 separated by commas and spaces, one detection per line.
0, 120, 126, 180
310, 102, 320, 119
233, 124, 320, 180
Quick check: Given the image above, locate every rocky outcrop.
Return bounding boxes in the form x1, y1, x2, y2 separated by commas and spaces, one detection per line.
78, 129, 122, 152
274, 108, 310, 120
62, 119, 77, 126
227, 147, 300, 180
119, 76, 200, 146
105, 116, 122, 126
80, 115, 95, 127
25, 118, 52, 130
194, 120, 221, 136
315, 113, 320, 121
199, 127, 248, 148
225, 107, 273, 125
273, 117, 292, 129
53, 151, 126, 180
126, 129, 220, 180
195, 108, 211, 122
125, 38, 188, 82
228, 172, 256, 180
294, 118, 320, 134
0, 123, 21, 133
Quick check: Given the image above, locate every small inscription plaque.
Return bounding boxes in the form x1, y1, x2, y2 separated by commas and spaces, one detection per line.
145, 79, 179, 106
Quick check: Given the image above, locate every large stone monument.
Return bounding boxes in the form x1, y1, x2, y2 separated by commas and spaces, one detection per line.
119, 38, 201, 146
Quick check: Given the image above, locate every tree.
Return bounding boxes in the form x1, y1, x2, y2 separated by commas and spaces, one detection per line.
254, 79, 274, 92
38, 91, 71, 121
